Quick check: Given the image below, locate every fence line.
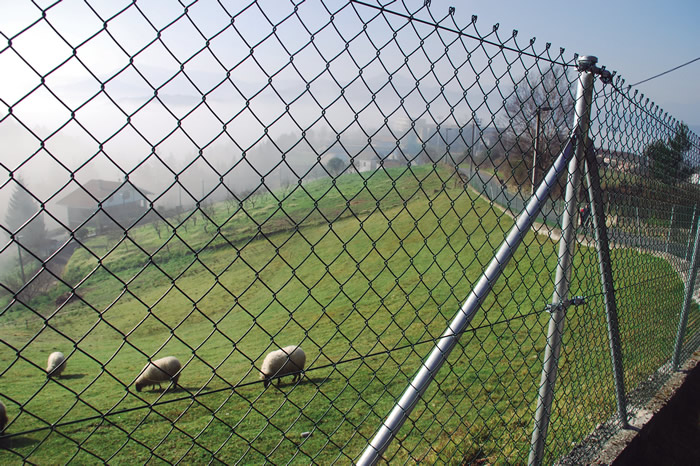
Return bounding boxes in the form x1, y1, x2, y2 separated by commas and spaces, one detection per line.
1, 0, 699, 464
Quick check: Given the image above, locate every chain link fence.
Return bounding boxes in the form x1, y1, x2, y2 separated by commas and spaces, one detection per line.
1, 0, 699, 463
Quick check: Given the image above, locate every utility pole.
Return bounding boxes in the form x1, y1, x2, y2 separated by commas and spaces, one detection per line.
445, 127, 453, 164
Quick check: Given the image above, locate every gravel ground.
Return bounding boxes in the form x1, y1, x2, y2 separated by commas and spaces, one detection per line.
557, 350, 700, 465
610, 353, 700, 465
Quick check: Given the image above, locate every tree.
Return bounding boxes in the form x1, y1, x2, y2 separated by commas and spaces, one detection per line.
498, 68, 575, 187
200, 201, 217, 234
326, 157, 347, 177
646, 140, 675, 183
669, 122, 692, 157
224, 191, 240, 215
152, 217, 164, 239
5, 177, 47, 254
647, 123, 693, 184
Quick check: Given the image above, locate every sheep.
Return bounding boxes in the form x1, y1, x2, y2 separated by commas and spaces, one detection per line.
46, 351, 66, 378
260, 345, 306, 388
0, 400, 7, 433
135, 356, 181, 392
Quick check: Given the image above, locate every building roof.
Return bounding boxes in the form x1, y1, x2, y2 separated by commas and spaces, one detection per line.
354, 149, 381, 161
57, 180, 150, 208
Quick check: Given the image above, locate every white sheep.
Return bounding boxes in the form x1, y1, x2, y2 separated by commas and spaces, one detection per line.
46, 351, 66, 378
260, 345, 306, 388
135, 356, 181, 392
0, 400, 7, 433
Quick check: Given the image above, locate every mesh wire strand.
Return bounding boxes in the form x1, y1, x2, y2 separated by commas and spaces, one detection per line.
1, 0, 699, 464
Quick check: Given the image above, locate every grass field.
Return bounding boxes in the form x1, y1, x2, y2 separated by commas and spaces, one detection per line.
0, 164, 692, 464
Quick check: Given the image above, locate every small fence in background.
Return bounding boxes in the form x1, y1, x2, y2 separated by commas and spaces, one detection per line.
1, 0, 699, 464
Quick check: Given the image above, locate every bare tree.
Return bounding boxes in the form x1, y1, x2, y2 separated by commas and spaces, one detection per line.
224, 191, 240, 215
498, 67, 575, 188
173, 212, 188, 233
278, 178, 295, 199
200, 202, 217, 234
243, 187, 267, 211
152, 217, 163, 239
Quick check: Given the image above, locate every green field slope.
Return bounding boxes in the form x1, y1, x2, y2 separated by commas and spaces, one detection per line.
0, 165, 688, 464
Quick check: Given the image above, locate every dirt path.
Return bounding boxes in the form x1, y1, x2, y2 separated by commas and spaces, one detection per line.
473, 185, 700, 305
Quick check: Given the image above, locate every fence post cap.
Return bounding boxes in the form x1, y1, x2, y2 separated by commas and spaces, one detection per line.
577, 55, 598, 71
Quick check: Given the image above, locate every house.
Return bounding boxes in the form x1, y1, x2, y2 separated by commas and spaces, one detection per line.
58, 179, 151, 232
352, 149, 382, 173
349, 148, 411, 173
596, 148, 646, 174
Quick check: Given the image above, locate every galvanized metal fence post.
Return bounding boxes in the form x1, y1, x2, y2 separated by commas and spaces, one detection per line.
357, 135, 578, 465
665, 205, 674, 254
584, 140, 629, 428
672, 212, 700, 370
528, 55, 597, 466
636, 207, 642, 244
685, 205, 697, 261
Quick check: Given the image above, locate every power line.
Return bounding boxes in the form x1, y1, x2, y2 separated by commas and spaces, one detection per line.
629, 55, 700, 87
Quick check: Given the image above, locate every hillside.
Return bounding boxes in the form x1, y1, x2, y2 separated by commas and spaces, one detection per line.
0, 165, 687, 464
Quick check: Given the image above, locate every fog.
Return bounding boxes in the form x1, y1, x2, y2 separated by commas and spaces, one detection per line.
0, 0, 540, 279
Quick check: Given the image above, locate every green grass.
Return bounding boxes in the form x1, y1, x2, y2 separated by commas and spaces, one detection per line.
0, 164, 692, 464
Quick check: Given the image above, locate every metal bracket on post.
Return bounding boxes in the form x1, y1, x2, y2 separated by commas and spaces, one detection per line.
528, 55, 598, 466
576, 58, 614, 84
584, 139, 629, 429
545, 296, 586, 313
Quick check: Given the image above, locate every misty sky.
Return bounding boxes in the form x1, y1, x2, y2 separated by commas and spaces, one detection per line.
1, 0, 698, 232
0, 0, 515, 200
424, 0, 700, 133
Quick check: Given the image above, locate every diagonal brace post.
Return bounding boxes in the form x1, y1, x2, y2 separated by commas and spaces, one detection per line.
357, 135, 578, 465
584, 140, 629, 428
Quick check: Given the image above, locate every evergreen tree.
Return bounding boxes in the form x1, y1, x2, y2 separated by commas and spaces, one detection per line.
646, 123, 692, 184
5, 177, 46, 253
668, 122, 692, 156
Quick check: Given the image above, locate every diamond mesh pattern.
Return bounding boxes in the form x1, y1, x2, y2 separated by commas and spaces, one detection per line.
0, 0, 698, 464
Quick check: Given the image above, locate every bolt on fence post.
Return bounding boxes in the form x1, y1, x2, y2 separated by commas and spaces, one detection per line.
583, 141, 629, 428
672, 211, 700, 370
528, 55, 597, 466
357, 135, 578, 466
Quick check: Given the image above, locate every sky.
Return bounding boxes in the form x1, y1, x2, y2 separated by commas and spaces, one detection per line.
1, 0, 699, 226
2, 0, 698, 147
423, 0, 700, 132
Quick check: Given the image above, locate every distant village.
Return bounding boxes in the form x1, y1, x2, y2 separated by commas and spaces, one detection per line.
51, 118, 656, 244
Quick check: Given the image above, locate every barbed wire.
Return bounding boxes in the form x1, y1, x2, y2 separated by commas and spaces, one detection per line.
350, 0, 577, 66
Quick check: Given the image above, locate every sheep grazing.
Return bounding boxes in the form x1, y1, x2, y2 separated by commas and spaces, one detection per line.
46, 351, 67, 378
0, 400, 7, 433
260, 345, 306, 388
135, 356, 181, 392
